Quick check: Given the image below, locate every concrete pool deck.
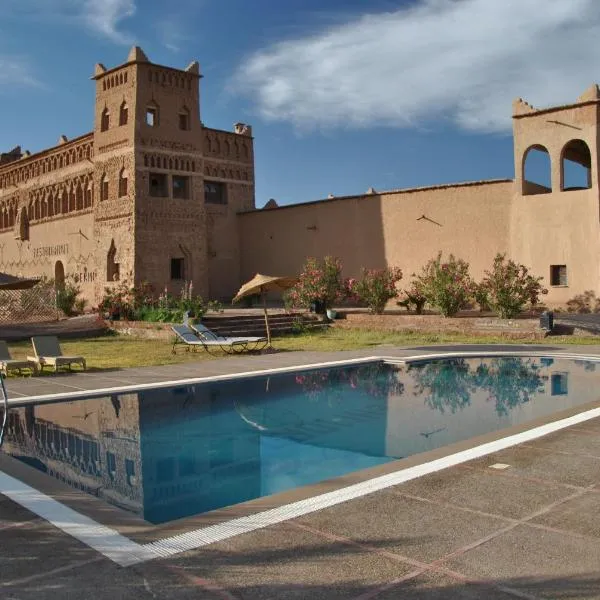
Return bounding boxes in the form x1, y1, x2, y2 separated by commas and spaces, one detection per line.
2, 344, 600, 598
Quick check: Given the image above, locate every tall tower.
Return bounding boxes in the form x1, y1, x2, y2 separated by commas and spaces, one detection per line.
510, 85, 600, 304
91, 46, 255, 300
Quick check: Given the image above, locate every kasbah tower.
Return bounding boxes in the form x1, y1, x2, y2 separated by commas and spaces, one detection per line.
0, 46, 255, 305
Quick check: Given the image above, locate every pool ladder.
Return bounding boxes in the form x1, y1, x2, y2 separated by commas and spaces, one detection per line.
0, 374, 8, 448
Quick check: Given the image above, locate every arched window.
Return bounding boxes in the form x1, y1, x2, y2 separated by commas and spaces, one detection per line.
16, 206, 29, 240
55, 261, 65, 290
561, 139, 592, 191
118, 169, 128, 197
85, 182, 93, 207
101, 108, 110, 132
119, 101, 128, 126
100, 174, 109, 201
522, 145, 551, 195
47, 194, 54, 217
75, 183, 84, 210
107, 239, 120, 282
61, 189, 68, 213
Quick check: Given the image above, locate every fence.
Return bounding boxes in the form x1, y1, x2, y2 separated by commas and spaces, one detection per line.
0, 282, 59, 324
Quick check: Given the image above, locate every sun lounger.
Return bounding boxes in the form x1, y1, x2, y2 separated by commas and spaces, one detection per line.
0, 340, 37, 375
28, 336, 86, 373
191, 323, 268, 352
171, 325, 267, 355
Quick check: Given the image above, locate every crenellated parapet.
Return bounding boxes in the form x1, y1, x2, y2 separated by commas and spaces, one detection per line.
512, 98, 536, 116
0, 133, 94, 191
203, 127, 253, 163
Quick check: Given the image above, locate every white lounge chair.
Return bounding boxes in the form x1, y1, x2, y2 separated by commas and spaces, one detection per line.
171, 325, 267, 355
28, 336, 87, 373
0, 341, 37, 375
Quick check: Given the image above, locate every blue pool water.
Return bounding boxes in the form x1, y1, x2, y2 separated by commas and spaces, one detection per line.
2, 356, 598, 523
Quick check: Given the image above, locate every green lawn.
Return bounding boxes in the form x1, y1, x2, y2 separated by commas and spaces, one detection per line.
4, 327, 600, 374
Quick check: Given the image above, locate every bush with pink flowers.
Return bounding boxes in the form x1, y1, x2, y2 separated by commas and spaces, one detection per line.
284, 256, 347, 311
413, 253, 474, 317
352, 266, 403, 314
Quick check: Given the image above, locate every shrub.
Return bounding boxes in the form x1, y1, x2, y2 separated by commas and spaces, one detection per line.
285, 256, 347, 311
566, 290, 600, 314
481, 254, 548, 319
413, 253, 474, 317
352, 267, 403, 314
56, 276, 83, 316
399, 283, 427, 314
473, 282, 491, 312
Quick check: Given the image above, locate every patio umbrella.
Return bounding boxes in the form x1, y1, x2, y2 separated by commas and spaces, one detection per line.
0, 272, 40, 290
232, 273, 298, 347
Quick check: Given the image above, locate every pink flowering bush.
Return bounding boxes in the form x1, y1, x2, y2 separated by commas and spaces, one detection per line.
399, 282, 427, 314
284, 256, 347, 311
413, 253, 474, 317
480, 254, 548, 319
352, 266, 403, 314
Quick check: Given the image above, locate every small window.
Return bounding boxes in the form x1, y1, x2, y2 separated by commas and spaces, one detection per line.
178, 111, 189, 131
106, 452, 117, 480
125, 459, 136, 486
119, 102, 128, 126
101, 108, 110, 132
204, 180, 227, 205
551, 373, 568, 396
550, 265, 567, 286
146, 106, 158, 127
149, 173, 168, 197
118, 170, 128, 197
171, 257, 184, 280
100, 175, 109, 201
172, 175, 189, 199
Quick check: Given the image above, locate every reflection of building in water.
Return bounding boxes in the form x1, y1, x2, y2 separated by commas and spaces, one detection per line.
4, 394, 142, 514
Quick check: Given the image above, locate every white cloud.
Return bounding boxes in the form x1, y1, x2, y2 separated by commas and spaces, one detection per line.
0, 56, 42, 89
3, 0, 136, 44
80, 0, 136, 43
233, 0, 600, 133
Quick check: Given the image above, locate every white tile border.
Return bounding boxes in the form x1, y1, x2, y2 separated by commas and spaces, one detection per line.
2, 349, 600, 567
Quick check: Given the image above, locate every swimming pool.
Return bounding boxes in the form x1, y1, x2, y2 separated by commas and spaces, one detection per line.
2, 356, 599, 524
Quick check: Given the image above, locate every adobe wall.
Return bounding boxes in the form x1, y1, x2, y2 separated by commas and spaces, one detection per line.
239, 181, 514, 292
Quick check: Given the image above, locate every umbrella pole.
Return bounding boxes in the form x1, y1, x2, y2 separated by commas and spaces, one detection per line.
262, 290, 272, 348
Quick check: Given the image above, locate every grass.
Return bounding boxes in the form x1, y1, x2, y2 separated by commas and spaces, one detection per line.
4, 327, 600, 375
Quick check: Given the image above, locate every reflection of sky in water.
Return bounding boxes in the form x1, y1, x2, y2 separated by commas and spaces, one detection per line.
2, 357, 598, 524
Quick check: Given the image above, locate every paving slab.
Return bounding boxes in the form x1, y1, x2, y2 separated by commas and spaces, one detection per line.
0, 520, 97, 585
465, 445, 600, 488
523, 429, 600, 458
528, 491, 600, 538
443, 524, 600, 599
373, 571, 521, 599
294, 490, 508, 563
169, 523, 416, 600
390, 465, 575, 520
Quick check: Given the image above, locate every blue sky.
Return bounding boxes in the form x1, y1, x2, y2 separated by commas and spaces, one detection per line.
0, 0, 598, 205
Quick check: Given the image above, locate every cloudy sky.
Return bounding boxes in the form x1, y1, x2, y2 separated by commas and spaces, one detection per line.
0, 0, 597, 205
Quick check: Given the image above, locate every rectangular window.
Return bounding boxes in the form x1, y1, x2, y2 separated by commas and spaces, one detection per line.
149, 173, 168, 197
551, 373, 568, 396
179, 113, 189, 130
101, 179, 109, 202
171, 257, 184, 280
204, 181, 227, 205
146, 107, 158, 127
550, 265, 567, 286
172, 175, 190, 199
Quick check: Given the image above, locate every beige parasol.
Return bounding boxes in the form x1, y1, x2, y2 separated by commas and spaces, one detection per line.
232, 273, 298, 347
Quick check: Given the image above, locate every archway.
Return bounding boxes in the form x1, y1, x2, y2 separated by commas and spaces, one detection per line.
107, 240, 120, 282
561, 139, 592, 190
522, 145, 551, 195
54, 261, 65, 290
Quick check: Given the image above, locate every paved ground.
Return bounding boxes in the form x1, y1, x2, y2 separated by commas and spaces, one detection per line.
2, 345, 600, 598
